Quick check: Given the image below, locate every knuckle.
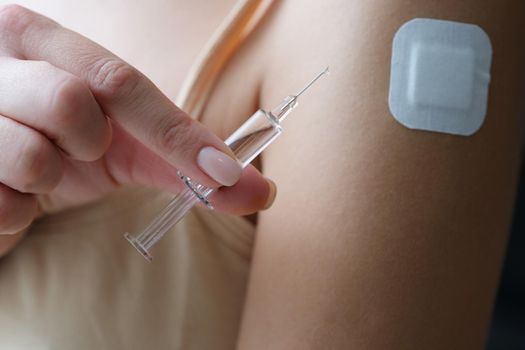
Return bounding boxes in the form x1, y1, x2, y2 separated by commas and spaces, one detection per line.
50, 75, 111, 161
0, 191, 33, 235
89, 58, 141, 99
17, 135, 62, 192
49, 76, 90, 129
18, 138, 49, 191
154, 113, 197, 158
0, 4, 33, 36
33, 59, 53, 71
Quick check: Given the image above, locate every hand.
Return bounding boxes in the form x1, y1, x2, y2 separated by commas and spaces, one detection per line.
0, 5, 275, 254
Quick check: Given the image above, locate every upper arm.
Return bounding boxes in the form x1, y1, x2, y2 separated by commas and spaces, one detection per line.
237, 1, 525, 348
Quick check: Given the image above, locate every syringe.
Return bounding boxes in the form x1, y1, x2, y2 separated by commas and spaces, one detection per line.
124, 67, 329, 261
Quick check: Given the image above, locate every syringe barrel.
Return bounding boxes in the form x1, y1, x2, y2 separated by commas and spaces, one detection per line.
226, 109, 283, 167
124, 109, 284, 261
166, 109, 283, 207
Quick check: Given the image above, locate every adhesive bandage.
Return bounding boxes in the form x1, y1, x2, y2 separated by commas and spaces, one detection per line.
389, 18, 493, 136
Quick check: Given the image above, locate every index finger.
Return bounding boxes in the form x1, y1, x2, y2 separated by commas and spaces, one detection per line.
0, 5, 240, 188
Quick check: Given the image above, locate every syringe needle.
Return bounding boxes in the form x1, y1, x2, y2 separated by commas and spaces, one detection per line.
295, 66, 330, 98
271, 67, 330, 122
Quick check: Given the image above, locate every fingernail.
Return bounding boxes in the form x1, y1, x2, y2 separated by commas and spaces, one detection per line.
263, 178, 277, 210
197, 147, 242, 186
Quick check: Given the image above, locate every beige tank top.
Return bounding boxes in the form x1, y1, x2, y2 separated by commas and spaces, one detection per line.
0, 1, 274, 348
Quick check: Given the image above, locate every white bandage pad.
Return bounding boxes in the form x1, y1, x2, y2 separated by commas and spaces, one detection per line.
389, 18, 493, 136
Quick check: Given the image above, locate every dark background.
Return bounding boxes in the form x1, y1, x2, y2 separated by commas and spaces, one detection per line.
486, 158, 525, 349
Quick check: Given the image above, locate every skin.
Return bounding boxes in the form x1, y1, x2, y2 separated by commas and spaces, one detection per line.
215, 1, 524, 349
0, 0, 524, 348
0, 2, 274, 253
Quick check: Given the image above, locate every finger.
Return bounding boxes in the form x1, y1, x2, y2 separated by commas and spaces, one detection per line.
106, 124, 276, 214
0, 183, 38, 235
209, 165, 277, 215
0, 115, 64, 194
0, 57, 111, 161
0, 5, 242, 187
103, 121, 184, 194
